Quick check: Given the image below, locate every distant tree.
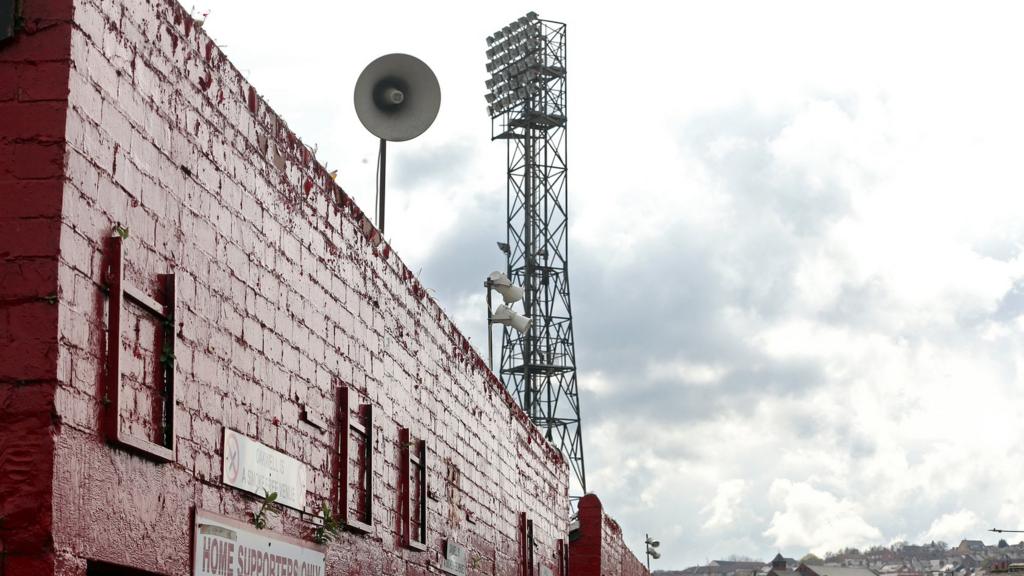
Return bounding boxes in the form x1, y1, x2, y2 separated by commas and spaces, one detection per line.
936, 541, 948, 551
999, 539, 1009, 549
727, 555, 759, 562
868, 545, 887, 554
801, 554, 824, 565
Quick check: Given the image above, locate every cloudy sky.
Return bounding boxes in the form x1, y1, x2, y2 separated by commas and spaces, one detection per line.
199, 0, 1024, 568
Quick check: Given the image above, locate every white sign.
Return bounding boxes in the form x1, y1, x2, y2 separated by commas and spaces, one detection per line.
193, 509, 325, 576
441, 541, 468, 576
222, 428, 308, 511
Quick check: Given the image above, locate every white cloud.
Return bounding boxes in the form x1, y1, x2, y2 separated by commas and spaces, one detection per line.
764, 480, 882, 555
703, 480, 748, 530
919, 511, 980, 545
648, 359, 729, 386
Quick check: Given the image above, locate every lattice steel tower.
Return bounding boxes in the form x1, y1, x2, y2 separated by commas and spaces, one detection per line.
483, 13, 585, 499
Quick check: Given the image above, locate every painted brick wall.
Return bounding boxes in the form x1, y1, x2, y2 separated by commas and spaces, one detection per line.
571, 495, 649, 576
5, 0, 572, 573
0, 0, 75, 573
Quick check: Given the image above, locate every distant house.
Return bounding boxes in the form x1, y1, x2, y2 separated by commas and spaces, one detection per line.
668, 560, 769, 576
768, 553, 800, 576
798, 563, 879, 576
960, 542, 987, 555
710, 560, 767, 576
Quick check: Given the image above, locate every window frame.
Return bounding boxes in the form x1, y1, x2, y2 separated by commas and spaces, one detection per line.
400, 427, 428, 550
338, 386, 373, 533
104, 236, 176, 462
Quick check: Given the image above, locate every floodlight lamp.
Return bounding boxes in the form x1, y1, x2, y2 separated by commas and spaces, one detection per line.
518, 16, 528, 25
487, 35, 495, 46
497, 242, 510, 254
650, 551, 661, 560
487, 105, 494, 116
527, 11, 538, 19
485, 93, 496, 103
491, 304, 531, 334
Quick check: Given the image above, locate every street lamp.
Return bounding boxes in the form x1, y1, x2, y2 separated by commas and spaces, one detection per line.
485, 271, 529, 370
645, 534, 660, 572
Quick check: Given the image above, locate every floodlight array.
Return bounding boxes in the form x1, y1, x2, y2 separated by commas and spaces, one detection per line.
483, 11, 543, 117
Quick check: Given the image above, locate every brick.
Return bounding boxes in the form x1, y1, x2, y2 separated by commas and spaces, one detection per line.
22, 0, 74, 21
0, 258, 58, 299
0, 217, 61, 258
7, 140, 64, 179
18, 61, 71, 101
0, 100, 68, 137
0, 23, 73, 63
0, 179, 63, 218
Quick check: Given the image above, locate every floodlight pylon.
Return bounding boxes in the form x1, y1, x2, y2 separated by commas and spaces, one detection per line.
483, 15, 585, 503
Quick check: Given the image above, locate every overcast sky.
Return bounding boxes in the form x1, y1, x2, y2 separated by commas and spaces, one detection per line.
199, 0, 1024, 568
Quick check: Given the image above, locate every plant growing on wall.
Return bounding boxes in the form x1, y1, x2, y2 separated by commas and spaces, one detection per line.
313, 502, 343, 544
252, 489, 278, 529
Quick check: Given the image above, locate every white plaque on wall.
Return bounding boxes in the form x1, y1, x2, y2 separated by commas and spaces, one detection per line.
222, 428, 308, 511
442, 540, 468, 576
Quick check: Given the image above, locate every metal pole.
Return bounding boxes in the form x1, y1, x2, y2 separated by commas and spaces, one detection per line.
378, 138, 387, 234
487, 285, 493, 370
646, 533, 651, 572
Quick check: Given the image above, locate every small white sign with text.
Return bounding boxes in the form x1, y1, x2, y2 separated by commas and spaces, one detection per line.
222, 428, 308, 511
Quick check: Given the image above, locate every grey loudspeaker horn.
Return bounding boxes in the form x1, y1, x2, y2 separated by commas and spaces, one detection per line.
353, 53, 441, 235
354, 53, 440, 142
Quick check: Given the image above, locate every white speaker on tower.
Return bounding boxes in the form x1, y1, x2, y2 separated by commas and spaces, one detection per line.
353, 53, 441, 233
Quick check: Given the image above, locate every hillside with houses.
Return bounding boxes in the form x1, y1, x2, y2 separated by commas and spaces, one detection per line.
658, 539, 1024, 576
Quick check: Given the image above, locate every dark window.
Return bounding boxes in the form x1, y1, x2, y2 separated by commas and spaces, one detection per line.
338, 386, 373, 532
558, 538, 568, 576
104, 236, 176, 462
400, 427, 427, 550
519, 512, 534, 576
0, 0, 16, 42
87, 559, 166, 576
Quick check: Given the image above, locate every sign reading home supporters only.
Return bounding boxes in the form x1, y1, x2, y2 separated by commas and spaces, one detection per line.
222, 428, 308, 511
193, 509, 325, 576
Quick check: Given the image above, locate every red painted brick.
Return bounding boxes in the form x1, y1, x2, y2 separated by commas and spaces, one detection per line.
11, 141, 65, 179
0, 218, 61, 258
0, 23, 73, 63
0, 179, 63, 218
571, 495, 649, 576
0, 100, 68, 138
17, 61, 72, 101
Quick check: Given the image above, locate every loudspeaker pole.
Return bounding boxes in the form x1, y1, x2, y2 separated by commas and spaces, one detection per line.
483, 14, 586, 504
378, 138, 387, 233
